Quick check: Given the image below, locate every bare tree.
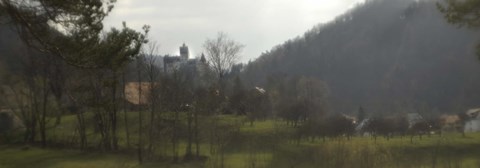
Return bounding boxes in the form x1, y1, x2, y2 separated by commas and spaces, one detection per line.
143, 42, 161, 157
203, 32, 244, 81
136, 54, 146, 164
121, 70, 130, 149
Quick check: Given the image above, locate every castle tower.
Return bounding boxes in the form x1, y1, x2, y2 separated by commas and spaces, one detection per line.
180, 43, 189, 61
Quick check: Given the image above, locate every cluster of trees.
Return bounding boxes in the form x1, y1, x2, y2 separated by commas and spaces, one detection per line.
2, 1, 149, 150
295, 112, 444, 144
0, 1, 251, 166
0, 0, 147, 151
296, 114, 355, 143
269, 76, 330, 127
0, 2, 293, 166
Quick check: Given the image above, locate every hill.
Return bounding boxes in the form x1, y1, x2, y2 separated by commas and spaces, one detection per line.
242, 0, 480, 115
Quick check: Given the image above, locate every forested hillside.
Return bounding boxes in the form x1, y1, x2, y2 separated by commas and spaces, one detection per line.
243, 0, 480, 115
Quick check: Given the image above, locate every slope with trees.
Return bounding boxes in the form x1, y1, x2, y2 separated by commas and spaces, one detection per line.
242, 0, 480, 115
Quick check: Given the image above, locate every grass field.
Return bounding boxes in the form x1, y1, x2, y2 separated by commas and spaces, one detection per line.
2, 116, 480, 168
0, 145, 204, 168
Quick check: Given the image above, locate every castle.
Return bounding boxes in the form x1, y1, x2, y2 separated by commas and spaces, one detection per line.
163, 43, 207, 74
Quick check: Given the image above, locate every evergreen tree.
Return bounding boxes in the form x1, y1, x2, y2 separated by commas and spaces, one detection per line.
0, 0, 148, 68
438, 0, 480, 59
229, 75, 246, 115
358, 106, 366, 122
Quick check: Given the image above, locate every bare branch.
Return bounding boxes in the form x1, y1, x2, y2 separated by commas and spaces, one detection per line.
203, 32, 244, 80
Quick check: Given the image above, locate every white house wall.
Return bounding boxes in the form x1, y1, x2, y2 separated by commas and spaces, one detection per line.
464, 120, 480, 132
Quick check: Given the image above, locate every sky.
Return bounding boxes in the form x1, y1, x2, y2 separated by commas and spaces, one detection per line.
104, 0, 365, 62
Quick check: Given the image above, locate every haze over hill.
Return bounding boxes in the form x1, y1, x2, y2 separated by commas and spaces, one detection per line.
242, 0, 480, 115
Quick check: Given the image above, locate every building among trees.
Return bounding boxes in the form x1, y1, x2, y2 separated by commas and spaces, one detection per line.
406, 113, 424, 128
124, 82, 154, 105
163, 43, 207, 74
464, 108, 480, 132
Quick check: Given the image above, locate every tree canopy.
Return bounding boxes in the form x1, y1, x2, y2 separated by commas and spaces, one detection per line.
0, 0, 148, 68
438, 0, 480, 28
438, 0, 480, 58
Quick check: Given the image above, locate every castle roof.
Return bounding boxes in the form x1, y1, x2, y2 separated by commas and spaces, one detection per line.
164, 55, 183, 63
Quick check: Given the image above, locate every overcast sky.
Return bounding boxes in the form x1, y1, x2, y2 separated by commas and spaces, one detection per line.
104, 0, 364, 62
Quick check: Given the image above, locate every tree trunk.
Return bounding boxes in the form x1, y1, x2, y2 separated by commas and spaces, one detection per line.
194, 111, 200, 158
172, 108, 179, 162
40, 82, 48, 147
39, 75, 49, 147
138, 108, 143, 164
137, 69, 143, 164
185, 111, 193, 160
111, 72, 118, 150
75, 110, 87, 149
148, 82, 156, 157
30, 88, 39, 144
122, 73, 130, 149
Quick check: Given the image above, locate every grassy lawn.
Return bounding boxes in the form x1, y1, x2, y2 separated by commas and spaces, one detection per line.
0, 145, 203, 168
2, 116, 480, 168
268, 132, 480, 168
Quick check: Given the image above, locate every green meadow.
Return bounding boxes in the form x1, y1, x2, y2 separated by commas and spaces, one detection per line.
2, 114, 480, 168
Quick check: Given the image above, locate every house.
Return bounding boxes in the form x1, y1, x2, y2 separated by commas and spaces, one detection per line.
342, 114, 357, 125
355, 118, 371, 136
464, 108, 480, 132
406, 113, 424, 128
124, 82, 155, 106
439, 114, 461, 132
356, 113, 425, 136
